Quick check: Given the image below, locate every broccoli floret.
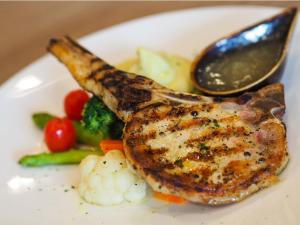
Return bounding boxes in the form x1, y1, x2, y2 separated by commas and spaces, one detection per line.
82, 96, 115, 133
82, 96, 124, 139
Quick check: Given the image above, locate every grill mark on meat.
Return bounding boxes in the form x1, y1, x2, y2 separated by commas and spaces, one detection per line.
178, 166, 272, 195
183, 145, 244, 162
138, 114, 245, 144
145, 147, 168, 155
186, 126, 250, 145
167, 117, 211, 132
134, 130, 157, 143
99, 71, 128, 87
167, 107, 190, 117
141, 104, 214, 125
90, 57, 101, 63
142, 107, 165, 122
136, 102, 167, 119
181, 167, 214, 185
152, 171, 191, 190
144, 147, 169, 165
166, 114, 239, 134
124, 117, 144, 134
118, 88, 152, 112
147, 168, 215, 192
89, 64, 114, 78
129, 109, 254, 172
99, 71, 152, 112
238, 167, 273, 189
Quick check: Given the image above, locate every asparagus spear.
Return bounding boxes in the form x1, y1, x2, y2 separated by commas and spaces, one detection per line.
32, 113, 55, 129
32, 113, 108, 147
19, 148, 102, 167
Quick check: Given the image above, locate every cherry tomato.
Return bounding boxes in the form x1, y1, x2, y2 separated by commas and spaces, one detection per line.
44, 118, 76, 152
64, 89, 90, 120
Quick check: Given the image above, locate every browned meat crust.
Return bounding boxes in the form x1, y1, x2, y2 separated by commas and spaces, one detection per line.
124, 84, 287, 204
48, 36, 288, 205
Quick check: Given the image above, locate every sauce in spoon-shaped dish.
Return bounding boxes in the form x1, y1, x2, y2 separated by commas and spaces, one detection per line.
192, 7, 297, 95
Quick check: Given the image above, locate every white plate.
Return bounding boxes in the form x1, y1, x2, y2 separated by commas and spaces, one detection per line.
1, 6, 300, 225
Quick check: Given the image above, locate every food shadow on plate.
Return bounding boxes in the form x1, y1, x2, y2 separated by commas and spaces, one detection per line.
136, 174, 291, 223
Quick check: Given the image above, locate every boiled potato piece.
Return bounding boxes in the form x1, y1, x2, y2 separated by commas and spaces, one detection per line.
138, 48, 175, 85
117, 48, 193, 93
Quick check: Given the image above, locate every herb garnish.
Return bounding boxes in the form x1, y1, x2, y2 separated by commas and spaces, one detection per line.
212, 119, 220, 128
175, 159, 184, 168
199, 143, 210, 151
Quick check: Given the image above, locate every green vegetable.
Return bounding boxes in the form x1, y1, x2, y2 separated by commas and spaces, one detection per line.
82, 96, 124, 138
175, 159, 184, 168
199, 143, 210, 151
212, 119, 220, 128
72, 121, 109, 146
32, 113, 55, 129
18, 148, 102, 167
32, 112, 108, 147
82, 96, 115, 133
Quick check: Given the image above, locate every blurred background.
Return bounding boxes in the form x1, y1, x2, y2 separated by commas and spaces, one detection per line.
0, 1, 299, 85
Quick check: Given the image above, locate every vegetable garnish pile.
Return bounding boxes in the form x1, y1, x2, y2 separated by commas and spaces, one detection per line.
19, 89, 124, 167
19, 48, 190, 206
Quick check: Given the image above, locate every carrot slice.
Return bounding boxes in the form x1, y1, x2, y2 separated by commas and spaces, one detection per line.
154, 192, 186, 205
100, 140, 124, 153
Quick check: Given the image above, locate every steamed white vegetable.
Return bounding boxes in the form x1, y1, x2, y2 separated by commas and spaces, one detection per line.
117, 48, 193, 93
78, 150, 146, 206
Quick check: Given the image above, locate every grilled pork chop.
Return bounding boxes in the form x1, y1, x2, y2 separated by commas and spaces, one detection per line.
48, 36, 288, 205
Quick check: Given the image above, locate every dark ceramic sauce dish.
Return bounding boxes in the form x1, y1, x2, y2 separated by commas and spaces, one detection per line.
192, 7, 298, 96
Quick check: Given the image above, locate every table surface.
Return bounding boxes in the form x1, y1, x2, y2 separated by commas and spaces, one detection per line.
0, 1, 299, 85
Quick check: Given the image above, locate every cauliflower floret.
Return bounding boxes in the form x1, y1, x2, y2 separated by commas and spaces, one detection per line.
78, 150, 146, 206
124, 180, 147, 203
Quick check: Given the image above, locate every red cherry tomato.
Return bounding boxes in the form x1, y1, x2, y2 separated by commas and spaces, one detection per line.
64, 89, 90, 120
44, 118, 76, 152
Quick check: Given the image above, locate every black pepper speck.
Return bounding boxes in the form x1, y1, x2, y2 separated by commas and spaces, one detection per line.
244, 151, 251, 157
191, 111, 198, 117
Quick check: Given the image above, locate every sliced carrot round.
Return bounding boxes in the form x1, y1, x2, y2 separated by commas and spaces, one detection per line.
100, 140, 124, 153
154, 192, 186, 205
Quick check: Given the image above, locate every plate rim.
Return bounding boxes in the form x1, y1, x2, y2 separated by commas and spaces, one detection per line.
0, 5, 283, 94
0, 5, 298, 225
